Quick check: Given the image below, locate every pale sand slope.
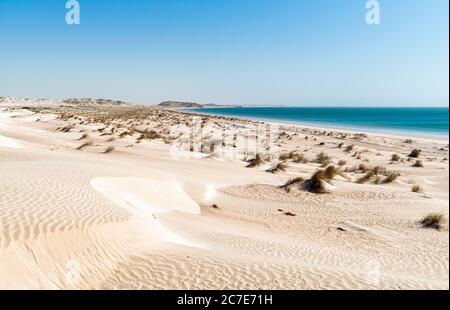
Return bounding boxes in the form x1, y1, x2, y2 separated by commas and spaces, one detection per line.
0, 103, 448, 289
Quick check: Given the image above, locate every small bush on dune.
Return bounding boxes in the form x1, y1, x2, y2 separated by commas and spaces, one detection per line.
78, 133, 88, 140
315, 152, 331, 166
76, 141, 93, 150
279, 152, 293, 161
103, 146, 115, 154
345, 145, 354, 153
371, 166, 387, 175
292, 153, 309, 163
279, 177, 305, 192
383, 171, 400, 183
267, 162, 288, 174
246, 154, 263, 168
356, 171, 374, 184
408, 149, 422, 158
411, 185, 423, 193
419, 213, 446, 230
338, 160, 347, 166
391, 154, 401, 162
412, 160, 424, 168
323, 165, 338, 180
302, 170, 329, 194
358, 163, 370, 172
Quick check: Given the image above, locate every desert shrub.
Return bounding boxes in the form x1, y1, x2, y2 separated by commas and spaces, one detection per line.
279, 177, 305, 192
419, 213, 446, 230
302, 169, 334, 194
408, 149, 422, 158
356, 171, 375, 184
76, 141, 93, 150
246, 154, 263, 168
338, 160, 347, 166
78, 133, 88, 140
323, 165, 338, 180
315, 152, 331, 166
292, 153, 309, 163
412, 160, 424, 168
383, 171, 400, 183
411, 185, 423, 193
391, 154, 401, 162
267, 162, 288, 174
103, 146, 114, 154
371, 166, 387, 175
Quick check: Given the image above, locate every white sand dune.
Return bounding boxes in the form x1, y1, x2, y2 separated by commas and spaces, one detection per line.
90, 177, 200, 246
0, 101, 448, 289
0, 133, 22, 149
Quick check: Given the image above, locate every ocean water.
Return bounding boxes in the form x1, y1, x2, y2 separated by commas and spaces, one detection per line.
186, 107, 449, 138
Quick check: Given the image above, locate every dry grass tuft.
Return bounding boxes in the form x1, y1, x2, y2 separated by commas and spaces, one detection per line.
315, 152, 331, 166
78, 133, 89, 140
267, 162, 288, 174
323, 165, 338, 180
412, 160, 424, 168
411, 184, 423, 193
338, 159, 347, 166
279, 177, 305, 192
408, 148, 422, 158
345, 145, 354, 153
356, 171, 375, 184
302, 169, 333, 194
419, 213, 446, 230
391, 154, 401, 162
246, 154, 263, 168
383, 171, 400, 183
102, 146, 115, 154
76, 141, 93, 150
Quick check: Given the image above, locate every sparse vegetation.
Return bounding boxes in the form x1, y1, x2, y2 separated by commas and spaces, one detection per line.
383, 171, 400, 183
391, 154, 401, 162
267, 162, 288, 173
419, 213, 446, 230
78, 133, 89, 140
408, 149, 422, 158
76, 141, 93, 150
412, 160, 424, 168
302, 169, 333, 194
103, 146, 115, 154
345, 145, 354, 153
356, 171, 375, 184
411, 185, 423, 193
315, 152, 331, 166
323, 165, 338, 180
279, 177, 305, 192
246, 154, 263, 168
338, 159, 347, 166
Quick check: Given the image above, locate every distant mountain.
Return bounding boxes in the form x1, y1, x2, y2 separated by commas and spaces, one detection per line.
158, 101, 203, 108
158, 101, 240, 108
61, 98, 131, 106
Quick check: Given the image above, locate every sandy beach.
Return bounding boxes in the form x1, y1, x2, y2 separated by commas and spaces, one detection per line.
0, 97, 448, 290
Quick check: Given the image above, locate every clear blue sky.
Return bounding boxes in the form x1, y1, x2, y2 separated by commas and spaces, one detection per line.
0, 0, 448, 106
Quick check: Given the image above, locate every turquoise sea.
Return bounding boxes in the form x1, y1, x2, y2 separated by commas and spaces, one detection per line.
186, 107, 449, 138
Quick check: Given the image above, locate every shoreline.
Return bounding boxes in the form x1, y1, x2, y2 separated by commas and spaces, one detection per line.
178, 108, 450, 144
